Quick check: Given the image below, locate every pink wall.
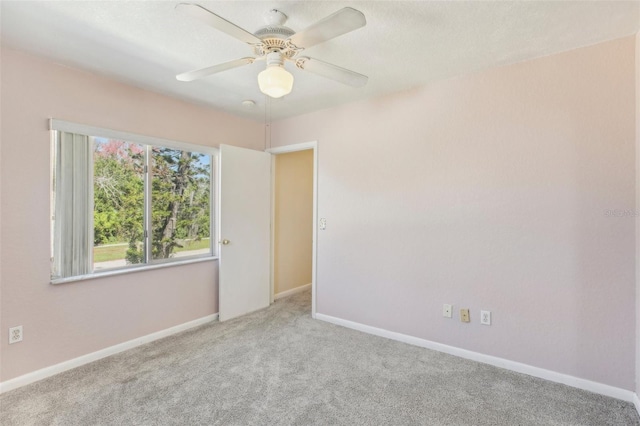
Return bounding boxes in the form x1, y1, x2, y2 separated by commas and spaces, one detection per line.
1, 36, 638, 392
0, 47, 263, 381
636, 30, 640, 397
272, 37, 637, 390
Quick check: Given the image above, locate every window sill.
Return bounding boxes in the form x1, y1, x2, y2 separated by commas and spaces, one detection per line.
50, 256, 218, 285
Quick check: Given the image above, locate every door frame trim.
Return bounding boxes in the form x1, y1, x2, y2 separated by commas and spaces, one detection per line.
266, 141, 318, 318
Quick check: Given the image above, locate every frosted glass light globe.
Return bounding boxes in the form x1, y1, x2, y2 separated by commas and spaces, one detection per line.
258, 65, 294, 98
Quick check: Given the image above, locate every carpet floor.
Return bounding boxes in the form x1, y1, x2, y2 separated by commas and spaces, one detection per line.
1, 289, 638, 425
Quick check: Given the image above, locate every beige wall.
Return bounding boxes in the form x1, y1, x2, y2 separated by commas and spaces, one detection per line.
272, 36, 636, 390
0, 47, 263, 381
274, 150, 313, 295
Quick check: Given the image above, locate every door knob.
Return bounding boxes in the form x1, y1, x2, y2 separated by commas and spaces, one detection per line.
219, 239, 230, 245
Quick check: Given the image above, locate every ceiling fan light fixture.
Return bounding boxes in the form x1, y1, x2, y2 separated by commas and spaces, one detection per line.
258, 64, 294, 98
258, 51, 293, 98
176, 5, 368, 97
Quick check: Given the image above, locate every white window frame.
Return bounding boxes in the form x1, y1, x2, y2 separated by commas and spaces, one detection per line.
50, 119, 218, 284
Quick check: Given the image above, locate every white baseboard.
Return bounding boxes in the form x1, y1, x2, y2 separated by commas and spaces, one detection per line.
633, 393, 640, 417
274, 283, 311, 300
315, 313, 635, 403
0, 313, 218, 394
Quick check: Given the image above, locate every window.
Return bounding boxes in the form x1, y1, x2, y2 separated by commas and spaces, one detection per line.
50, 121, 216, 281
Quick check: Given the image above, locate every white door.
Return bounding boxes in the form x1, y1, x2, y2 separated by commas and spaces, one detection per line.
218, 144, 271, 321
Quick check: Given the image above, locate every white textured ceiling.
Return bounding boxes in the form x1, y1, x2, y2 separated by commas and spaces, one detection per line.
1, 1, 639, 121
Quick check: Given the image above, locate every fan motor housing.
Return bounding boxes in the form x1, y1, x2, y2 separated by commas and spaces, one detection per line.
254, 26, 296, 58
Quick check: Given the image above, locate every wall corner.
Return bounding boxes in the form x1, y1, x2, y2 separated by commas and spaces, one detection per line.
635, 29, 640, 401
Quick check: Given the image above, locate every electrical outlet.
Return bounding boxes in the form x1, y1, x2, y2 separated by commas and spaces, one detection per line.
443, 304, 452, 318
481, 310, 491, 325
460, 309, 470, 323
9, 326, 23, 344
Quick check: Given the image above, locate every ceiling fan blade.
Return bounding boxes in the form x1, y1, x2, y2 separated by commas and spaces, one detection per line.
295, 57, 368, 88
176, 57, 255, 81
288, 7, 366, 49
176, 3, 261, 45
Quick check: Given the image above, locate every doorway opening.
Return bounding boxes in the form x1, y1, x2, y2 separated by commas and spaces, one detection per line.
267, 142, 318, 318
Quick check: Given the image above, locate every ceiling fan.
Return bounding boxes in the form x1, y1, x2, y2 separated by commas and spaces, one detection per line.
175, 3, 368, 98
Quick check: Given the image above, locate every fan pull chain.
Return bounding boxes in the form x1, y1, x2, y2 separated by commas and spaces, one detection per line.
264, 95, 272, 151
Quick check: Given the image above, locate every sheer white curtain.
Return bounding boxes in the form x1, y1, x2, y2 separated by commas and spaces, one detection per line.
52, 131, 92, 278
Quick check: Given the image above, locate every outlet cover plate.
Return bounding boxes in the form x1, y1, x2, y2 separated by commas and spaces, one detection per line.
481, 310, 491, 325
9, 326, 23, 344
460, 309, 470, 323
443, 304, 452, 318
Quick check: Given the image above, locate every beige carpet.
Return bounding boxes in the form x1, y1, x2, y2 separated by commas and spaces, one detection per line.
1, 289, 638, 425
